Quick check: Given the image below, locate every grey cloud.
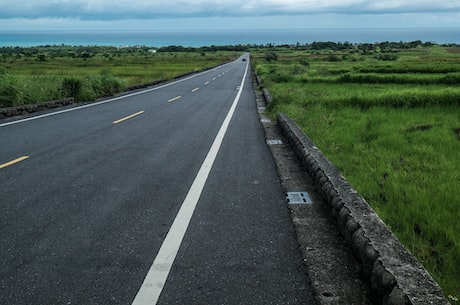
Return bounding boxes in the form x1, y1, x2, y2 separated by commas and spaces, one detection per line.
0, 0, 459, 20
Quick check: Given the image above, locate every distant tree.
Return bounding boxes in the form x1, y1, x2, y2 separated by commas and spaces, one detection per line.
80, 52, 91, 60
265, 52, 278, 62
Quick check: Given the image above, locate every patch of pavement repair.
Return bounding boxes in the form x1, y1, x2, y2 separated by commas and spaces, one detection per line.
254, 88, 376, 305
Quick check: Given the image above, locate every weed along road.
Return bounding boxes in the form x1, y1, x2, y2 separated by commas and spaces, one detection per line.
0, 55, 316, 304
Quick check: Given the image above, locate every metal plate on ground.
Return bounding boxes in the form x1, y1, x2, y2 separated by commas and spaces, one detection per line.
286, 192, 312, 204
266, 139, 283, 145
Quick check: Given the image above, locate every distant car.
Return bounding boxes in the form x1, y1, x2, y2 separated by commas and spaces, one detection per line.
242, 58, 247, 61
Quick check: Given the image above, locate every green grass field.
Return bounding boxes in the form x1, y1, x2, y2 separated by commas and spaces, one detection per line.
254, 43, 460, 300
0, 46, 236, 107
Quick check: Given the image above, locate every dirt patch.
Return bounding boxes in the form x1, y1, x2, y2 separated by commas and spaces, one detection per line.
446, 47, 460, 54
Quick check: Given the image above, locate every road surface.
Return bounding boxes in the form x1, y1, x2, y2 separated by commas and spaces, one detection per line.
0, 54, 315, 304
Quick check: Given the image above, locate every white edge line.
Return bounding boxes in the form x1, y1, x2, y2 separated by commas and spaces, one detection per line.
131, 61, 249, 305
0, 63, 231, 128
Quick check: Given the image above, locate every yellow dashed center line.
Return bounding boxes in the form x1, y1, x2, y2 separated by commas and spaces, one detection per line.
113, 111, 145, 124
168, 96, 182, 103
0, 156, 29, 169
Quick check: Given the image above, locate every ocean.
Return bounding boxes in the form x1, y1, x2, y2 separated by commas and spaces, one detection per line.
0, 28, 459, 48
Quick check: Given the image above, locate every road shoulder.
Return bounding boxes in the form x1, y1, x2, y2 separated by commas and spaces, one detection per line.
254, 84, 376, 305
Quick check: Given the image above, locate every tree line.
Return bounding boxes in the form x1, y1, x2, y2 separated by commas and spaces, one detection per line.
2, 40, 455, 56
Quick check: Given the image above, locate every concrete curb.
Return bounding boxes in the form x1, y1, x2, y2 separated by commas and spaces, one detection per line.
276, 112, 449, 305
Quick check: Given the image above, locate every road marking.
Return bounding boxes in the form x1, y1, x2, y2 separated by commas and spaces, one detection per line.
168, 96, 182, 103
192, 87, 199, 93
267, 139, 283, 145
131, 61, 250, 305
204, 81, 210, 85
0, 156, 29, 169
212, 77, 217, 80
112, 111, 144, 124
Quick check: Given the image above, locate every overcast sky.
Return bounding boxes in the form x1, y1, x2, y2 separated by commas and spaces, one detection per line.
0, 0, 459, 30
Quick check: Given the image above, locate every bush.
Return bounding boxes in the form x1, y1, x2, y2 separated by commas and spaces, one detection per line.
61, 73, 125, 101
96, 73, 125, 96
265, 52, 279, 62
0, 84, 18, 107
271, 71, 293, 83
326, 54, 341, 62
376, 54, 399, 61
61, 77, 82, 98
0, 75, 26, 107
299, 59, 310, 67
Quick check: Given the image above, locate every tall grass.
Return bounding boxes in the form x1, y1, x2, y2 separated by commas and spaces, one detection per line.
0, 72, 125, 107
0, 74, 62, 107
0, 50, 234, 107
267, 82, 460, 110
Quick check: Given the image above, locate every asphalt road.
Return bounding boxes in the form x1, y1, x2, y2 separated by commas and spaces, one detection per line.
0, 54, 316, 305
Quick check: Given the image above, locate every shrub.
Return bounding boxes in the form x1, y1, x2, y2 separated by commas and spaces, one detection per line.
96, 73, 125, 96
61, 77, 82, 98
265, 52, 279, 62
0, 84, 18, 107
270, 71, 293, 83
376, 54, 399, 61
299, 59, 310, 67
0, 75, 26, 107
326, 54, 341, 62
61, 74, 124, 102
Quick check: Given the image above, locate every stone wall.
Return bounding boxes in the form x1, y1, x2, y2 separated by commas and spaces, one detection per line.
0, 98, 75, 119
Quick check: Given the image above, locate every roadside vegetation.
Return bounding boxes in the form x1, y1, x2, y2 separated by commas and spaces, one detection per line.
0, 45, 240, 107
2, 40, 459, 300
252, 41, 460, 300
